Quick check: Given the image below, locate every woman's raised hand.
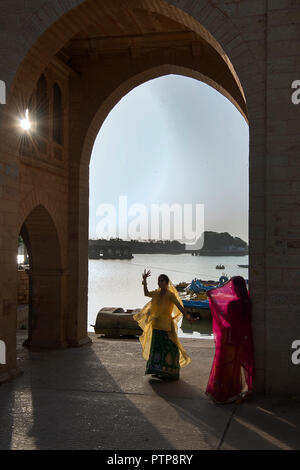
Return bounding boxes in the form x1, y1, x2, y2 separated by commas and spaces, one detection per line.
142, 269, 151, 281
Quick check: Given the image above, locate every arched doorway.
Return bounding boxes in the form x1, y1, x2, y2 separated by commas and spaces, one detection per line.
19, 205, 65, 350
88, 74, 249, 331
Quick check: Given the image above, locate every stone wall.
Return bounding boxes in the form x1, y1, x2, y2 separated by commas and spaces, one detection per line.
17, 270, 29, 305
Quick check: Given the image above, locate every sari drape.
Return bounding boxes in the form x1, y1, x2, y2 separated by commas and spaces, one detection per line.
206, 276, 255, 403
133, 280, 191, 368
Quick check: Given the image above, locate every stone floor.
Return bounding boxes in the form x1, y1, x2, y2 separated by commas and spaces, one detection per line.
0, 332, 299, 450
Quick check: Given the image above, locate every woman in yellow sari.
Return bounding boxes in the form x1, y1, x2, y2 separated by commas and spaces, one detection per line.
133, 270, 191, 380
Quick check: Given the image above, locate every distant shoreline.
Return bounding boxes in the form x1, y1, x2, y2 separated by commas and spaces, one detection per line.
89, 232, 248, 259
186, 251, 248, 256
131, 251, 245, 255
89, 251, 249, 257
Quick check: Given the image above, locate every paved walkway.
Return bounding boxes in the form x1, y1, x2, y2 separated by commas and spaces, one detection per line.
0, 333, 299, 450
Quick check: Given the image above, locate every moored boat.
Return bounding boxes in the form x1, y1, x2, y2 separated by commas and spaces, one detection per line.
91, 307, 142, 337
182, 299, 211, 320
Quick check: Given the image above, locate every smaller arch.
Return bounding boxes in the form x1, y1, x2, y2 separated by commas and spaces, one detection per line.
21, 204, 62, 272
53, 82, 64, 145
36, 73, 49, 138
18, 188, 64, 244
19, 204, 65, 350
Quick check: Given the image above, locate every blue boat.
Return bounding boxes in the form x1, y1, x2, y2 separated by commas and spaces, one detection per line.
187, 279, 216, 293
183, 299, 210, 309
182, 299, 211, 320
187, 276, 229, 294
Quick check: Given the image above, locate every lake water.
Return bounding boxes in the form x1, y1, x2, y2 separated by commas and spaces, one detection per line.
88, 253, 249, 338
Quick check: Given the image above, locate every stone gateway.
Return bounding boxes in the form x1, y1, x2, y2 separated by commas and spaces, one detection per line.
0, 0, 299, 395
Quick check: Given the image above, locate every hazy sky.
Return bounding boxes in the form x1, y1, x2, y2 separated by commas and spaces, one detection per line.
89, 75, 249, 243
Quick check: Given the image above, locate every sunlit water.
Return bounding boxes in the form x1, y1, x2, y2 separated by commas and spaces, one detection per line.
88, 253, 249, 338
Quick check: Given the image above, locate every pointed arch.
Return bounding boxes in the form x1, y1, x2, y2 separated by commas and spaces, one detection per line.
53, 82, 64, 145
36, 73, 49, 138
19, 204, 65, 350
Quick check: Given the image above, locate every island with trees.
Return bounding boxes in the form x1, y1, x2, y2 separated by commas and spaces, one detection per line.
188, 231, 248, 256
88, 231, 248, 259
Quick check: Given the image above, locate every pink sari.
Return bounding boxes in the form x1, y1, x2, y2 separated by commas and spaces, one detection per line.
206, 276, 255, 403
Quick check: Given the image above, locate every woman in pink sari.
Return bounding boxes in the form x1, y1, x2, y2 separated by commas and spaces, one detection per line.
206, 276, 255, 404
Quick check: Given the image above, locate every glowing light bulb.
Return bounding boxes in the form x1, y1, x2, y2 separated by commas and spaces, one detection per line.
20, 109, 31, 131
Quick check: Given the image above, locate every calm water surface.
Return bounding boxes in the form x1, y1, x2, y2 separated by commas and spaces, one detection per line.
88, 253, 249, 338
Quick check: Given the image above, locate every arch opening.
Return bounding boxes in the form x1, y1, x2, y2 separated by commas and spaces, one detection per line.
53, 83, 64, 145
36, 74, 49, 138
17, 205, 65, 351
88, 73, 249, 336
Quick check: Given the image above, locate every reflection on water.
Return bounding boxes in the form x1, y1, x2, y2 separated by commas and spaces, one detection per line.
88, 253, 248, 339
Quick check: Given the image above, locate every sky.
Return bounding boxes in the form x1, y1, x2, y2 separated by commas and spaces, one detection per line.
89, 75, 249, 244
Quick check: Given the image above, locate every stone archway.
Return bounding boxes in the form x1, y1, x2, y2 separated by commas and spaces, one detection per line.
80, 63, 248, 169
0, 0, 274, 393
19, 204, 66, 350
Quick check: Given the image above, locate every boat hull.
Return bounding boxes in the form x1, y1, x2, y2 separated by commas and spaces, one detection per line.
91, 307, 142, 337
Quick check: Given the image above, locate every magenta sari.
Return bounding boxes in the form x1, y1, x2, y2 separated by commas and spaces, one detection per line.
206, 276, 255, 403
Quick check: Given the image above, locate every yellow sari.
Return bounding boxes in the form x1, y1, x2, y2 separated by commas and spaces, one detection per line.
133, 280, 191, 368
